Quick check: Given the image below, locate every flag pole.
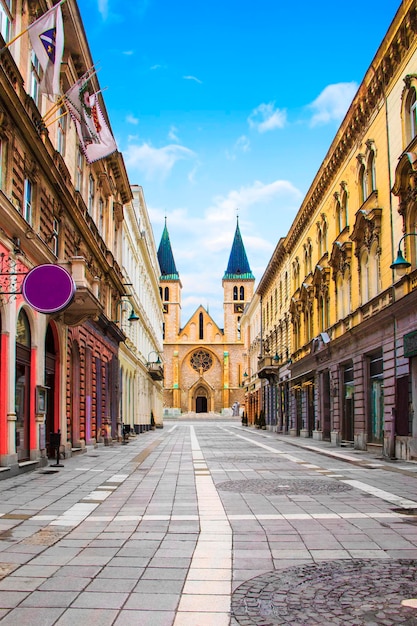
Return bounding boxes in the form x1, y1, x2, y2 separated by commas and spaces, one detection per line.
42, 96, 66, 123
44, 110, 68, 129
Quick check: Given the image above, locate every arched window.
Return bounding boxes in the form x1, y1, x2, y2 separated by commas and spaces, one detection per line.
233, 286, 238, 300
409, 88, 417, 142
164, 286, 169, 301
239, 286, 244, 300
322, 220, 328, 253
341, 190, 348, 229
368, 151, 376, 193
337, 275, 345, 320
199, 312, 204, 340
368, 242, 379, 299
359, 163, 367, 204
360, 250, 369, 304
336, 199, 342, 234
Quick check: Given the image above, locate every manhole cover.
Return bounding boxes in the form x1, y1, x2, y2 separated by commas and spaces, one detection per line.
232, 560, 417, 625
217, 478, 352, 495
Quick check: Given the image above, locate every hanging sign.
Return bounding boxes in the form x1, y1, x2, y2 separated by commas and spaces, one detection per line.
22, 264, 76, 313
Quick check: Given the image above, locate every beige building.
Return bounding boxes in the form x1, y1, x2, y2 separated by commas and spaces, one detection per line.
158, 219, 254, 415
119, 185, 163, 432
241, 0, 417, 460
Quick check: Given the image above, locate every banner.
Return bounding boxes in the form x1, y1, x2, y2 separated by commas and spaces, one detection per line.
65, 78, 117, 163
28, 3, 64, 98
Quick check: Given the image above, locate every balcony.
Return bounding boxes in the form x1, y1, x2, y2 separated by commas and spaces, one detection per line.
59, 257, 103, 327
147, 352, 164, 381
257, 354, 280, 383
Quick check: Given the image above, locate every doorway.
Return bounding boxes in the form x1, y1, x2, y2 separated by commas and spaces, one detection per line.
196, 396, 207, 413
15, 310, 31, 461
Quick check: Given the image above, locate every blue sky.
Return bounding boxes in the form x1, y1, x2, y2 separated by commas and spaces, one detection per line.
78, 0, 400, 328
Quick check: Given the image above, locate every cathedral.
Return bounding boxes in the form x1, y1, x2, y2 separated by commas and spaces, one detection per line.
158, 219, 255, 415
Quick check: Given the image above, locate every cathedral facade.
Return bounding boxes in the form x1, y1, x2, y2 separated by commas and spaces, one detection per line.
158, 219, 254, 415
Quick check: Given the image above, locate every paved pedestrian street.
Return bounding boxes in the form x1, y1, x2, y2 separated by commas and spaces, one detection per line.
1, 419, 417, 625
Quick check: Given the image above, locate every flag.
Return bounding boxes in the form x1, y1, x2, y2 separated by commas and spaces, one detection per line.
64, 77, 117, 164
28, 3, 64, 98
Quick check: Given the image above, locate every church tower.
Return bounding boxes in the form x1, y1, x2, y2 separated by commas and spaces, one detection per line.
223, 218, 255, 342
157, 219, 182, 342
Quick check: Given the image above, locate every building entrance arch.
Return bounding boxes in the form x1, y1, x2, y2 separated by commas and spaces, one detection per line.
192, 384, 212, 413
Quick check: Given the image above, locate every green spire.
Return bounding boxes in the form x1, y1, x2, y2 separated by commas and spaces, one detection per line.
157, 218, 179, 281
223, 218, 254, 280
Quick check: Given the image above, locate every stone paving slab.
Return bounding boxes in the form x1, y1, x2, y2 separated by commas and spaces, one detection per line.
1, 423, 417, 624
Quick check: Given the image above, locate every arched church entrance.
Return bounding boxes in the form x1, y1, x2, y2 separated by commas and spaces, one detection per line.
193, 385, 210, 413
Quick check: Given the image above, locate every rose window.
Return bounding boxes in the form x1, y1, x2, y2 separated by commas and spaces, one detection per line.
190, 350, 213, 372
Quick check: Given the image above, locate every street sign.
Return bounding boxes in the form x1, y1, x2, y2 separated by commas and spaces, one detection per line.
22, 264, 76, 314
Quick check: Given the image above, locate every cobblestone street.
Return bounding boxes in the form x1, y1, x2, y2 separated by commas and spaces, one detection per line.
1, 419, 417, 625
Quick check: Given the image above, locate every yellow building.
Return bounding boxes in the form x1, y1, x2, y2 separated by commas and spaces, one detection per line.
241, 0, 417, 459
158, 219, 254, 415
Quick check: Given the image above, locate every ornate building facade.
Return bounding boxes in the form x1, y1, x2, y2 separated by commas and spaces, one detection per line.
158, 219, 254, 415
0, 1, 161, 477
241, 0, 417, 460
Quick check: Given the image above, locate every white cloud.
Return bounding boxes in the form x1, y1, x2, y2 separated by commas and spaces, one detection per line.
226, 135, 251, 160
124, 142, 196, 180
123, 50, 134, 56
308, 82, 358, 126
150, 64, 163, 70
207, 179, 302, 223
97, 0, 108, 19
183, 75, 203, 84
248, 103, 287, 133
168, 126, 179, 141
126, 114, 139, 125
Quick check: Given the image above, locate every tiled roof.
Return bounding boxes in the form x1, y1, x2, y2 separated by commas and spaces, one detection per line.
223, 219, 255, 280
157, 220, 179, 280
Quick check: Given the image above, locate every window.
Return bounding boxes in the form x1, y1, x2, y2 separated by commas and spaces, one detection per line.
233, 286, 238, 300
23, 179, 32, 225
341, 190, 348, 229
57, 107, 67, 156
410, 88, 417, 141
360, 250, 369, 304
98, 198, 104, 235
88, 175, 95, 214
51, 218, 59, 256
0, 1, 12, 43
199, 312, 204, 340
239, 286, 244, 300
30, 51, 41, 107
164, 287, 169, 301
336, 199, 342, 234
359, 163, 367, 204
76, 151, 84, 192
368, 151, 376, 193
190, 350, 212, 372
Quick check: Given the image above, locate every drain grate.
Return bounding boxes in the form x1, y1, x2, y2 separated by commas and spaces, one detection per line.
217, 477, 353, 495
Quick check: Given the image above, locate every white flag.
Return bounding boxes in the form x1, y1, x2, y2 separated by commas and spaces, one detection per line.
65, 78, 117, 164
28, 4, 64, 98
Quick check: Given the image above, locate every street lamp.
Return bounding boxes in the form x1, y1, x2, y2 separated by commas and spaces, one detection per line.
390, 233, 417, 276
241, 366, 254, 387
147, 350, 162, 365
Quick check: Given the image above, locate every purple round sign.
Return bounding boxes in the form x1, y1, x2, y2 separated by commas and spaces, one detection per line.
22, 264, 76, 314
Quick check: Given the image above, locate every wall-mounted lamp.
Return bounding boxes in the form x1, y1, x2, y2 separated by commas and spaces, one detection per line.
273, 352, 280, 363
128, 309, 139, 322
147, 350, 162, 364
390, 232, 417, 276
